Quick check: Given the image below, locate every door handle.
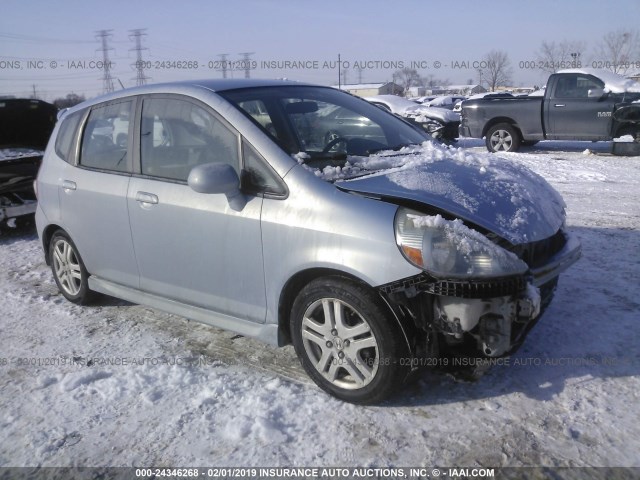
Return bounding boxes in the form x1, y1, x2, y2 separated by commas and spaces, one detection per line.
554, 104, 566, 107
135, 192, 158, 205
62, 180, 77, 191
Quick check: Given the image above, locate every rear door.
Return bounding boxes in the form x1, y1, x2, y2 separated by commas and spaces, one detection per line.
126, 95, 267, 323
545, 73, 615, 140
58, 98, 139, 287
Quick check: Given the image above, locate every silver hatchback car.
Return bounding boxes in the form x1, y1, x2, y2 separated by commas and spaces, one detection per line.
36, 79, 581, 403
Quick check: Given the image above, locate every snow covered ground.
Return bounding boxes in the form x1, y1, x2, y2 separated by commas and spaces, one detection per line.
1, 139, 639, 469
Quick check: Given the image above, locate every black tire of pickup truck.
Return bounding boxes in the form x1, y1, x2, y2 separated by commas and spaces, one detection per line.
486, 123, 521, 153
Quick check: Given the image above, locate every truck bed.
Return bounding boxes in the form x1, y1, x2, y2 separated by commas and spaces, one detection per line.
461, 96, 544, 140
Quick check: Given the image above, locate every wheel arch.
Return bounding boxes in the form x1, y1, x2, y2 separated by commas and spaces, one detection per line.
277, 268, 414, 354
482, 117, 523, 139
41, 223, 66, 266
612, 123, 640, 141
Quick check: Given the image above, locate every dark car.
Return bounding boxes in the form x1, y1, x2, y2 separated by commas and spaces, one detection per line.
0, 99, 57, 226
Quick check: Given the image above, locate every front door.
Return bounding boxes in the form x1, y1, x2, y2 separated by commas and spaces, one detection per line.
545, 73, 614, 140
127, 96, 266, 323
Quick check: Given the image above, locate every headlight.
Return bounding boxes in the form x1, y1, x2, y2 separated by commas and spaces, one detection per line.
394, 207, 529, 278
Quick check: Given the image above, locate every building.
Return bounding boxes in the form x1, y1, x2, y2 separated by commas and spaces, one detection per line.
332, 82, 402, 97
427, 84, 487, 95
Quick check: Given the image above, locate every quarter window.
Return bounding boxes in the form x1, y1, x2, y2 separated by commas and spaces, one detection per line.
242, 139, 286, 196
80, 101, 132, 172
55, 110, 84, 163
140, 98, 239, 182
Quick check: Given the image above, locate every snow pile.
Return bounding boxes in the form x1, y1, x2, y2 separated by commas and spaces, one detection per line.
305, 141, 566, 244
292, 152, 310, 164
308, 141, 488, 182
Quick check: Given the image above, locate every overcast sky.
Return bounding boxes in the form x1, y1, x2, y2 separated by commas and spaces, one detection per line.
1, 0, 639, 100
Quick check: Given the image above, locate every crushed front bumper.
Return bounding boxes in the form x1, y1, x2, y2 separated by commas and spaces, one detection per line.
381, 230, 581, 358
530, 232, 581, 287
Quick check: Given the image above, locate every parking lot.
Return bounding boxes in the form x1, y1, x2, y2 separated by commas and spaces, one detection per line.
1, 140, 638, 467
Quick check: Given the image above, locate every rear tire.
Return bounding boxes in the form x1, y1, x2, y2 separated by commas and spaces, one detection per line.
49, 230, 94, 305
486, 123, 521, 153
290, 277, 410, 404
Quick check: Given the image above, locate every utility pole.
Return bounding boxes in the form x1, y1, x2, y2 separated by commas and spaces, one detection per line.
129, 28, 150, 86
96, 29, 115, 94
338, 54, 341, 88
31, 84, 37, 99
238, 52, 254, 79
357, 67, 363, 84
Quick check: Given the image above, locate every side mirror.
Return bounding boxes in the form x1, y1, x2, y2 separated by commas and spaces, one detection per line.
588, 88, 606, 99
187, 163, 245, 210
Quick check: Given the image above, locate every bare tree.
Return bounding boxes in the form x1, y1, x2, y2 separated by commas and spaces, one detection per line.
595, 29, 640, 74
479, 50, 512, 91
536, 40, 587, 74
423, 74, 450, 89
393, 68, 423, 96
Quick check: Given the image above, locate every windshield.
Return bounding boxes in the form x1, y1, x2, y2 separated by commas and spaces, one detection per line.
219, 86, 428, 165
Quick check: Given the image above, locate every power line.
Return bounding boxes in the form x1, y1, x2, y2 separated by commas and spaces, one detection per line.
239, 52, 254, 79
95, 29, 115, 94
0, 32, 95, 44
218, 53, 229, 79
129, 28, 150, 86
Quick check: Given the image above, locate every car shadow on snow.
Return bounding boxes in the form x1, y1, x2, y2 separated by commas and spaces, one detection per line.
389, 225, 640, 407
522, 140, 613, 156
455, 137, 617, 156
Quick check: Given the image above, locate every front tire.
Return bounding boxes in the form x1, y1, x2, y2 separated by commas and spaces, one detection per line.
486, 123, 521, 153
49, 230, 94, 305
290, 277, 409, 404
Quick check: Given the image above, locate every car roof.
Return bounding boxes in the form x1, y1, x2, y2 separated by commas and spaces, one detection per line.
62, 78, 315, 117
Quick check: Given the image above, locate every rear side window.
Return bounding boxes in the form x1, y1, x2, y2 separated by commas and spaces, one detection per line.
140, 97, 239, 182
80, 101, 132, 172
55, 110, 84, 163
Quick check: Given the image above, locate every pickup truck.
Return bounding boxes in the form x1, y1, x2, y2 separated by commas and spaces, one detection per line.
460, 68, 640, 154
0, 98, 57, 227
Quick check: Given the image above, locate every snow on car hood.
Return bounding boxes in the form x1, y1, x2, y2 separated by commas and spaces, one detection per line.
405, 105, 461, 123
315, 142, 566, 244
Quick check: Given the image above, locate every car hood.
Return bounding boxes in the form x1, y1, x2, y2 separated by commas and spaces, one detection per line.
331, 145, 565, 244
405, 105, 460, 123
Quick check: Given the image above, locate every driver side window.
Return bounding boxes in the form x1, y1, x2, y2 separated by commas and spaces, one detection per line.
140, 97, 239, 181
555, 75, 604, 99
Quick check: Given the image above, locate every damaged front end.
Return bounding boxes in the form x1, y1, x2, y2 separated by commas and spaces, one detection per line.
380, 208, 581, 362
